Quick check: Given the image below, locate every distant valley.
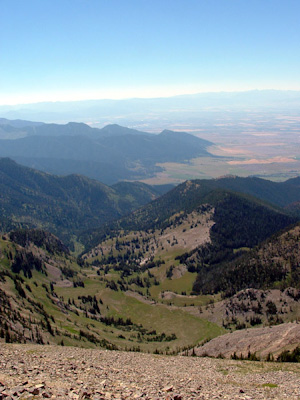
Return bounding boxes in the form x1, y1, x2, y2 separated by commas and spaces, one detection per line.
1, 91, 300, 183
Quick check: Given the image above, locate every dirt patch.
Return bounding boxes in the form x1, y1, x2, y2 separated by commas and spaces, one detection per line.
55, 279, 73, 288
171, 264, 187, 279
146, 208, 214, 259
194, 322, 300, 359
45, 263, 62, 281
125, 290, 156, 305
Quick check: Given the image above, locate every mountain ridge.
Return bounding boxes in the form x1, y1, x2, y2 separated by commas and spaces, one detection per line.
0, 158, 168, 247
0, 120, 213, 184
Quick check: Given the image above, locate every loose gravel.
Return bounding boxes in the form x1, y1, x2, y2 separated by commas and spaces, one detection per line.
0, 344, 299, 399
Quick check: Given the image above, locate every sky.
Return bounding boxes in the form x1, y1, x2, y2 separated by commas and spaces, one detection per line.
1, 0, 300, 105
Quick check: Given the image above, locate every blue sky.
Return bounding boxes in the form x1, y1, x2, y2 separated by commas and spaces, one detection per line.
1, 0, 300, 104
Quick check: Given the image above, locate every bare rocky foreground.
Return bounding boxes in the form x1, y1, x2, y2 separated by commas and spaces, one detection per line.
0, 344, 299, 400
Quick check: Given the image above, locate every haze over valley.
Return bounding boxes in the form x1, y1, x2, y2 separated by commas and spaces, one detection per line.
1, 89, 300, 184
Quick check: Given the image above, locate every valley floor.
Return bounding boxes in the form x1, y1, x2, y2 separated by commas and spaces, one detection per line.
0, 344, 299, 399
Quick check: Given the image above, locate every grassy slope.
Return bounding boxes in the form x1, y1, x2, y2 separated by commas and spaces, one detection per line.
0, 233, 225, 352
82, 185, 300, 349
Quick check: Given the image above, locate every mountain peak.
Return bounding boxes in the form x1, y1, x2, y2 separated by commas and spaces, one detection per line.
215, 174, 238, 180
100, 124, 149, 137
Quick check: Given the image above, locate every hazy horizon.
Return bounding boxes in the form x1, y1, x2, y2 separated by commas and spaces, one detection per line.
1, 0, 300, 106
1, 88, 300, 108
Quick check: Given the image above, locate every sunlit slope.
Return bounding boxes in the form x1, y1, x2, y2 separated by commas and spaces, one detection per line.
0, 229, 224, 352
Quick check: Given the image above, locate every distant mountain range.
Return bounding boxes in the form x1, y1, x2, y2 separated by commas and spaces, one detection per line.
0, 119, 213, 184
0, 117, 44, 129
1, 90, 300, 123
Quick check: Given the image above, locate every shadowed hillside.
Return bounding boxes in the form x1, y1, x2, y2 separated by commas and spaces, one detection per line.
0, 121, 214, 184
0, 158, 167, 247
